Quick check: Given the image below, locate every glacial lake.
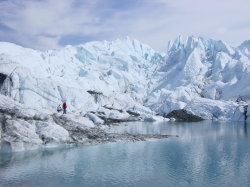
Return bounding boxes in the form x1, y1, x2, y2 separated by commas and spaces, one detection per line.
0, 121, 250, 187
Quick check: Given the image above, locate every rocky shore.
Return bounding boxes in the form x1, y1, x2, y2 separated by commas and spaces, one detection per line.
0, 95, 170, 153
165, 109, 204, 121
2, 91, 248, 153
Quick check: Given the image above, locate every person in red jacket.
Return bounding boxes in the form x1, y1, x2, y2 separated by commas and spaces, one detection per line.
63, 102, 67, 114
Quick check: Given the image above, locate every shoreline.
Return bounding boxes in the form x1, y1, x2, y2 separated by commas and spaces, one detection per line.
0, 106, 171, 153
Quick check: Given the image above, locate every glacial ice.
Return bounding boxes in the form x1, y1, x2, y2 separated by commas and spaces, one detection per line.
0, 36, 250, 151
0, 36, 249, 121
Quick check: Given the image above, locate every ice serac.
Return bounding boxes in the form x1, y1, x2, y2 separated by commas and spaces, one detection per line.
145, 36, 250, 120
0, 36, 250, 123
239, 40, 250, 60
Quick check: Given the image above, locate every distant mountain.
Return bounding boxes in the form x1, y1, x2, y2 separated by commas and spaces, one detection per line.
0, 36, 249, 121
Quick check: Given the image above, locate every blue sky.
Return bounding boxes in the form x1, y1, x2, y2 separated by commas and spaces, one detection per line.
0, 0, 250, 51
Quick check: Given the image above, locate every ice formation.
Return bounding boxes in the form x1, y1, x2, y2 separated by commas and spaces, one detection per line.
0, 36, 250, 151
0, 36, 249, 121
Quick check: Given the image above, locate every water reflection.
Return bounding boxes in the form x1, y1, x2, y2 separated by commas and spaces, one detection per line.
244, 122, 248, 137
0, 145, 74, 168
0, 121, 250, 187
108, 120, 250, 139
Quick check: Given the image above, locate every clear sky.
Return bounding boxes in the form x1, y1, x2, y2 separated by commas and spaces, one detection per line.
0, 0, 250, 51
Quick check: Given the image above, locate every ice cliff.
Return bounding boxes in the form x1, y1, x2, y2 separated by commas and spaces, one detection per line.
0, 37, 163, 117
0, 36, 249, 121
145, 36, 250, 121
1, 36, 250, 152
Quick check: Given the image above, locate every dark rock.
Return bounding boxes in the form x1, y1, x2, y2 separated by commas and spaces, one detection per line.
97, 111, 105, 115
97, 116, 127, 124
0, 73, 7, 86
87, 90, 103, 103
87, 90, 102, 95
165, 109, 203, 121
244, 105, 248, 121
126, 110, 140, 117
97, 115, 140, 124
103, 105, 123, 113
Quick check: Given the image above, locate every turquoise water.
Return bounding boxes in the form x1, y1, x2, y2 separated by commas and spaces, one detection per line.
0, 121, 250, 187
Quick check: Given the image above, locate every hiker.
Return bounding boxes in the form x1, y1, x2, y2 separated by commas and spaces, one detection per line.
244, 105, 248, 121
63, 102, 67, 114
57, 104, 62, 112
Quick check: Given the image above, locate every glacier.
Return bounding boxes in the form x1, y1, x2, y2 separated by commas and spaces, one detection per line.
145, 36, 250, 121
0, 36, 250, 151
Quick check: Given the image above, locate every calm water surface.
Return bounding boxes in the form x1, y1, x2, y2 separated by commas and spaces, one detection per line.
0, 121, 250, 187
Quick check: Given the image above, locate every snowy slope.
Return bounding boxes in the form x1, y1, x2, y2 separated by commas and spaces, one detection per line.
0, 36, 249, 121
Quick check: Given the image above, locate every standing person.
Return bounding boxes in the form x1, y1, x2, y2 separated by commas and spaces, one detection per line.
244, 105, 248, 121
57, 104, 62, 112
63, 102, 67, 114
